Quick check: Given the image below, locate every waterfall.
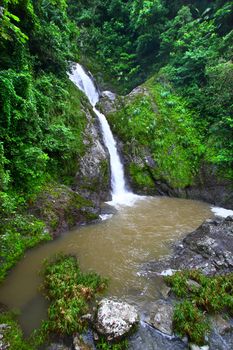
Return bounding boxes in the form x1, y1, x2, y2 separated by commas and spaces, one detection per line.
68, 63, 139, 206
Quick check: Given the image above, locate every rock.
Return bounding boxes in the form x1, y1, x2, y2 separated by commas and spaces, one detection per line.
160, 284, 171, 299
189, 345, 209, 350
128, 321, 187, 350
75, 108, 111, 205
186, 279, 201, 291
73, 334, 93, 350
46, 344, 71, 350
0, 341, 10, 350
99, 83, 233, 208
147, 301, 174, 336
31, 183, 99, 237
148, 217, 233, 276
96, 298, 139, 341
0, 323, 10, 350
81, 313, 93, 322
211, 315, 233, 335
209, 325, 233, 350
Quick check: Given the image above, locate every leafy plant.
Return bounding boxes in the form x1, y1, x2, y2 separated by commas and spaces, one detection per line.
173, 300, 209, 345
165, 270, 233, 344
40, 254, 108, 335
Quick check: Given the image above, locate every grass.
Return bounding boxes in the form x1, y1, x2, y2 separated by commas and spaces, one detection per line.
165, 270, 233, 345
0, 312, 34, 350
40, 254, 108, 335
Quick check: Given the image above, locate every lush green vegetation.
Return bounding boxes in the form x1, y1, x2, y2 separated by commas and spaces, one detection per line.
0, 312, 34, 350
0, 0, 93, 279
96, 337, 129, 350
165, 270, 233, 345
108, 79, 203, 189
0, 1, 233, 347
1, 1, 232, 280
74, 0, 233, 182
0, 191, 51, 282
40, 254, 108, 335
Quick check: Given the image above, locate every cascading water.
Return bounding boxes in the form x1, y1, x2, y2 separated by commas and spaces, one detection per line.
68, 63, 139, 206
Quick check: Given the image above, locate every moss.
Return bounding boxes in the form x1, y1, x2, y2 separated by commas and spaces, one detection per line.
100, 159, 110, 186
32, 183, 98, 234
107, 76, 205, 190
0, 192, 51, 283
129, 163, 154, 190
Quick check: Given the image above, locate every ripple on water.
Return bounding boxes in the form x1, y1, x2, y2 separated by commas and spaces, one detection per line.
0, 196, 212, 334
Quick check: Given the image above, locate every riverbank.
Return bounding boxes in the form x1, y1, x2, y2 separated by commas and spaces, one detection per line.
139, 215, 233, 350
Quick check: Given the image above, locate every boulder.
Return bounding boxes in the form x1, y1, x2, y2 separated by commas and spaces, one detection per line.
96, 299, 139, 341
146, 300, 174, 336
147, 216, 233, 276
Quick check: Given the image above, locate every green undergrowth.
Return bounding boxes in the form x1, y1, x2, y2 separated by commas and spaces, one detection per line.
165, 270, 233, 345
108, 76, 204, 189
0, 312, 34, 350
40, 254, 108, 335
129, 163, 155, 191
96, 336, 129, 350
0, 191, 51, 284
0, 76, 94, 283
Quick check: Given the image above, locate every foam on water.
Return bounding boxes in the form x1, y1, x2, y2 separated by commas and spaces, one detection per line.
211, 206, 233, 218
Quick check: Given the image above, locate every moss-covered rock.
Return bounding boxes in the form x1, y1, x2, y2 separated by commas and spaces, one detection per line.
98, 76, 233, 208
31, 183, 99, 237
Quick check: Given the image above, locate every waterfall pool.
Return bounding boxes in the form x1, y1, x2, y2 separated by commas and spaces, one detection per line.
0, 196, 212, 334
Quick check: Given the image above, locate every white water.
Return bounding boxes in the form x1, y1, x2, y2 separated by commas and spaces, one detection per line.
211, 206, 233, 218
68, 63, 139, 206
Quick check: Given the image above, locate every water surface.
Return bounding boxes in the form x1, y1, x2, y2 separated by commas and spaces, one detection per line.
0, 196, 212, 334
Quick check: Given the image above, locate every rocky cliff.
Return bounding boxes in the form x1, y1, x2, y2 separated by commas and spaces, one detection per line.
98, 80, 233, 209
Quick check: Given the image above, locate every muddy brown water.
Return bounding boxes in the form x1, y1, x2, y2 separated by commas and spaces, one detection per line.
0, 196, 212, 335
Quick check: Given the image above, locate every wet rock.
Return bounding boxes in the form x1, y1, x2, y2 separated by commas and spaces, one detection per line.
96, 298, 139, 341
75, 108, 111, 205
189, 345, 209, 350
128, 321, 187, 350
148, 217, 233, 276
99, 84, 233, 208
209, 325, 233, 350
73, 333, 94, 350
147, 301, 174, 336
160, 284, 171, 299
211, 315, 233, 335
0, 341, 10, 350
0, 323, 10, 350
31, 183, 99, 237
